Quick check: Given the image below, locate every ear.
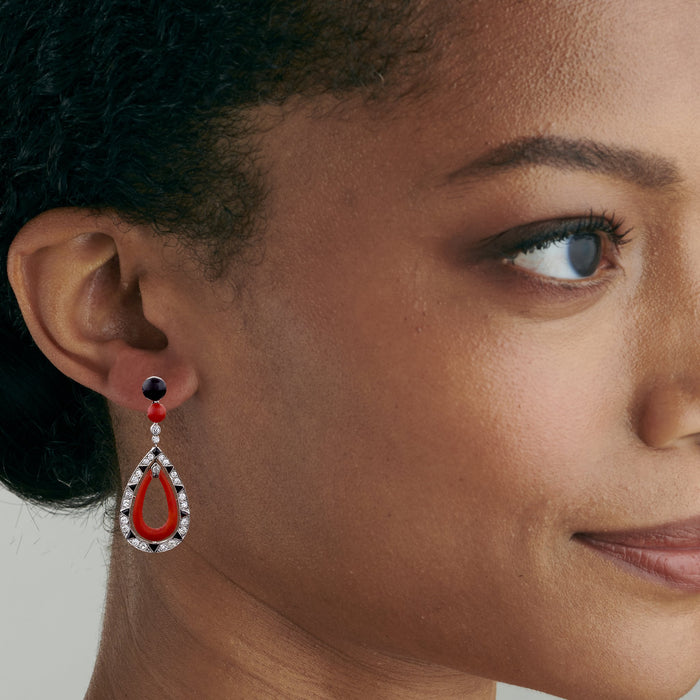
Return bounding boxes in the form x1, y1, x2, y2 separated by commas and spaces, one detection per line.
7, 208, 198, 412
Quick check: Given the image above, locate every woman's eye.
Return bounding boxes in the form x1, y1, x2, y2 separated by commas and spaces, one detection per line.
487, 214, 633, 285
507, 233, 603, 281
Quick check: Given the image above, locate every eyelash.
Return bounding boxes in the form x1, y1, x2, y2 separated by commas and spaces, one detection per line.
503, 211, 633, 262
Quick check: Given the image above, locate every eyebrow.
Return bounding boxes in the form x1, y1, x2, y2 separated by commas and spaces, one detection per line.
446, 135, 682, 189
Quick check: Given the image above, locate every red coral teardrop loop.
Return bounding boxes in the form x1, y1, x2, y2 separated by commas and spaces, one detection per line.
131, 468, 179, 541
120, 447, 191, 553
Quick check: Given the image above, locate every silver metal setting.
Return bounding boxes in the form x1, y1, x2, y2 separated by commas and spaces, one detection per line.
119, 445, 191, 553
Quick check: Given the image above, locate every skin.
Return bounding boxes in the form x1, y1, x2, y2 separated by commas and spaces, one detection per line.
6, 0, 700, 698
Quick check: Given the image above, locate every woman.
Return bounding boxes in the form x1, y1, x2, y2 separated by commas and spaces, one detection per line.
1, 0, 699, 698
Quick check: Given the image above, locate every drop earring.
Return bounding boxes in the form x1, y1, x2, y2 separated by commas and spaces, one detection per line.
119, 376, 190, 552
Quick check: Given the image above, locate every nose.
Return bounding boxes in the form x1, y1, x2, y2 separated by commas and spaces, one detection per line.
637, 380, 700, 449
631, 182, 700, 451
633, 267, 700, 449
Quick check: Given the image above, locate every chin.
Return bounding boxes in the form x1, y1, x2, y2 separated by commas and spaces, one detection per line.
500, 643, 700, 700
535, 676, 699, 700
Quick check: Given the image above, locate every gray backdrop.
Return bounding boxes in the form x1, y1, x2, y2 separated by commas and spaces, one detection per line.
1, 487, 698, 700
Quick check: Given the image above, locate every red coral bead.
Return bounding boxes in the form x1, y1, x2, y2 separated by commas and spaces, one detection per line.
148, 402, 166, 422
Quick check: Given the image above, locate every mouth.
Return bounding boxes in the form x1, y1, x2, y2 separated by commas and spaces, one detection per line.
574, 517, 700, 593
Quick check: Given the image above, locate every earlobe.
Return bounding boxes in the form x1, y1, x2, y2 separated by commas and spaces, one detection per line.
7, 207, 198, 412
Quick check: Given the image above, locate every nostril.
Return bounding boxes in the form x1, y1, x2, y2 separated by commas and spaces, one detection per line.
635, 382, 700, 450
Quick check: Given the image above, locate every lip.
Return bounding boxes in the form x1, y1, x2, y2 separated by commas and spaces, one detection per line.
574, 517, 700, 593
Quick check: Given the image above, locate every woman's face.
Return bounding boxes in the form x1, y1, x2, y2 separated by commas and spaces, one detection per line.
184, 1, 700, 697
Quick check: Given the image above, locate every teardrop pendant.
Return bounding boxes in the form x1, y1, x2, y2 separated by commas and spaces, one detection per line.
119, 376, 190, 553
120, 447, 190, 552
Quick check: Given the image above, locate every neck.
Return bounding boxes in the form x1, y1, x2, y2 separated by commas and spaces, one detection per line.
86, 537, 496, 700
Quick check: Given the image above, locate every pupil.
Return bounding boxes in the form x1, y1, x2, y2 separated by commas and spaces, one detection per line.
568, 234, 601, 276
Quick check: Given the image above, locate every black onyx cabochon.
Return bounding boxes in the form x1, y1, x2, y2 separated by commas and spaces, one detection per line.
142, 376, 167, 401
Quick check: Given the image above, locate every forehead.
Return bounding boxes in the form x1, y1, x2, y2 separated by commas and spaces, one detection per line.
259, 0, 700, 221
430, 0, 700, 137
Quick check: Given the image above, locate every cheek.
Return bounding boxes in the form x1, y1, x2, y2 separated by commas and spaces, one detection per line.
241, 280, 626, 661
468, 327, 610, 496
246, 212, 627, 556
449, 314, 632, 536
261, 265, 613, 568
322, 301, 622, 527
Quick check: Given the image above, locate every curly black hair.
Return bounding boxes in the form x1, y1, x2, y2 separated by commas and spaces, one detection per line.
0, 0, 433, 509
